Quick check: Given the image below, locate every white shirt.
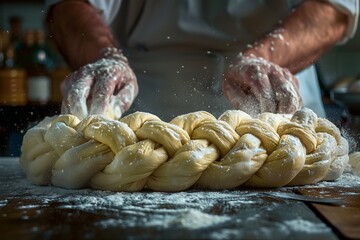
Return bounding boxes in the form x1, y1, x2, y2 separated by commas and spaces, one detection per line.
90, 0, 358, 43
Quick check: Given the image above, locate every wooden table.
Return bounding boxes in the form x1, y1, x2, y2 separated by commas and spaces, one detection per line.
1, 158, 359, 240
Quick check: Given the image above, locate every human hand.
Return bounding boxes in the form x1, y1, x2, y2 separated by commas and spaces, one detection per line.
61, 48, 138, 120
222, 54, 303, 116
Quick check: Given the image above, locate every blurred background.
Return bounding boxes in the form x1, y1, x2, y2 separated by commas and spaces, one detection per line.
0, 0, 69, 156
0, 0, 359, 156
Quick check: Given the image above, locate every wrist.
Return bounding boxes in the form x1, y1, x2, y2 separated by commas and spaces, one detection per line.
242, 46, 268, 60
100, 47, 128, 63
242, 28, 290, 65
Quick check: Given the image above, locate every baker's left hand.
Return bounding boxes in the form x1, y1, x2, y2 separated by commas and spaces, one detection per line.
222, 54, 303, 116
61, 47, 138, 120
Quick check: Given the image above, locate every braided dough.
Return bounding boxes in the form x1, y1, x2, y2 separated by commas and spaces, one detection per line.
20, 108, 349, 192
349, 152, 360, 174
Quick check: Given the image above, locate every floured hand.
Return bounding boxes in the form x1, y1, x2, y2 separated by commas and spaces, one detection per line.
222, 54, 303, 116
61, 48, 138, 120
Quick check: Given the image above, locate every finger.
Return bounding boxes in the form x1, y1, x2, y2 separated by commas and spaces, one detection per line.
223, 75, 261, 116
110, 77, 138, 119
89, 71, 117, 116
248, 74, 275, 113
238, 64, 276, 113
283, 68, 300, 89
268, 65, 302, 114
61, 71, 93, 119
60, 74, 74, 114
61, 100, 70, 114
289, 72, 304, 110
280, 70, 303, 113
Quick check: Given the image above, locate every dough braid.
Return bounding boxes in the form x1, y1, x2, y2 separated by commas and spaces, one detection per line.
349, 152, 360, 175
20, 108, 349, 192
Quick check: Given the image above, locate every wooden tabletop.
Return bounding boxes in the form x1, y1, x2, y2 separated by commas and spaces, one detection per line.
1, 157, 359, 240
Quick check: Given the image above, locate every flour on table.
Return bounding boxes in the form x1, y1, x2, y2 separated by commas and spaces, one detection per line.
283, 218, 331, 234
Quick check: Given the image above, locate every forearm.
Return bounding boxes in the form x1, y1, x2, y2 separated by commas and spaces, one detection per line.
46, 0, 118, 70
244, 0, 348, 73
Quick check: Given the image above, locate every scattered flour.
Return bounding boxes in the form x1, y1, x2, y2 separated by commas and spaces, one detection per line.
0, 199, 8, 208
283, 218, 331, 234
96, 209, 231, 229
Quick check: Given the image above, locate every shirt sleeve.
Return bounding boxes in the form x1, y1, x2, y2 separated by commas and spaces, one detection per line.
44, 0, 122, 25
88, 0, 122, 24
326, 0, 359, 44
287, 0, 359, 44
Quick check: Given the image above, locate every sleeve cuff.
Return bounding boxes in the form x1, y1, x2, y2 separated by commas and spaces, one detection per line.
88, 0, 122, 24
326, 0, 359, 44
45, 0, 122, 25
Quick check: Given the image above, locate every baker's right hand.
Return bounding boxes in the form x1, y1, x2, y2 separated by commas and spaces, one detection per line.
222, 54, 303, 116
61, 47, 138, 120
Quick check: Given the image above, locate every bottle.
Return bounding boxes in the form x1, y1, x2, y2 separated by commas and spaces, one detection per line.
0, 43, 27, 106
16, 29, 34, 69
9, 16, 22, 51
0, 33, 5, 68
0, 30, 10, 67
26, 30, 53, 105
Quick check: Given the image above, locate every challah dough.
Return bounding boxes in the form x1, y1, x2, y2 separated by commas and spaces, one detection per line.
349, 152, 360, 175
20, 108, 350, 192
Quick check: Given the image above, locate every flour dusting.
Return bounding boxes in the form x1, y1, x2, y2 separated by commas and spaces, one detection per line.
283, 218, 331, 233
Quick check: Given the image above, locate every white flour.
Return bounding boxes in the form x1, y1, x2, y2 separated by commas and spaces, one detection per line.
283, 218, 331, 234
96, 209, 231, 229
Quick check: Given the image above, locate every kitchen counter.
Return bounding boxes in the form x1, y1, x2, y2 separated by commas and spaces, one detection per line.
1, 157, 359, 240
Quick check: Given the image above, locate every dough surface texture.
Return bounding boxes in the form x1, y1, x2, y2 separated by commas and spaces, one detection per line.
20, 108, 349, 191
349, 152, 360, 175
